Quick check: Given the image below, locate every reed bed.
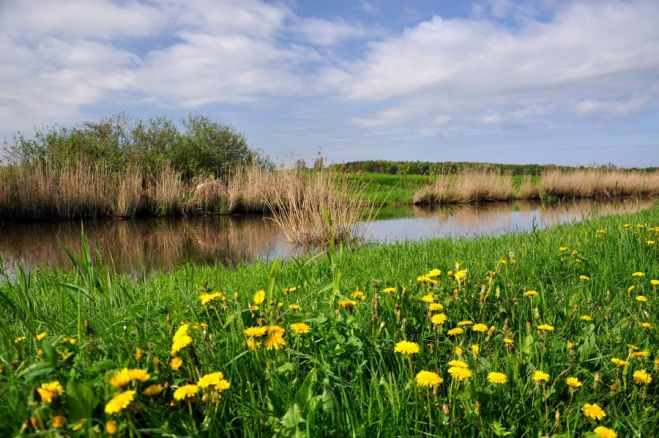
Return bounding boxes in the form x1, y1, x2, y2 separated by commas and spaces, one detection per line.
414, 169, 659, 205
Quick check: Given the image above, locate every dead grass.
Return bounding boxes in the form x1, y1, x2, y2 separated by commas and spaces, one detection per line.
413, 171, 514, 204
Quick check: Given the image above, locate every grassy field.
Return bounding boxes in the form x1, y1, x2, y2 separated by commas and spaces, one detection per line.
0, 205, 657, 436
341, 172, 435, 205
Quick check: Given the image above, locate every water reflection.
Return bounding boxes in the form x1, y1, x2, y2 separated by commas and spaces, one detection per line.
0, 198, 653, 274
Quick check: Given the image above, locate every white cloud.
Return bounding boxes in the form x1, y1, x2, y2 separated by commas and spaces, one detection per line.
575, 97, 650, 119
292, 18, 375, 46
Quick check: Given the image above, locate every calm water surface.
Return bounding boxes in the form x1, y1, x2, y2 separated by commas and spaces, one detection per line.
0, 198, 653, 275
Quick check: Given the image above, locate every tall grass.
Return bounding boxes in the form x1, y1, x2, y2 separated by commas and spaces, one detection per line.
414, 169, 659, 205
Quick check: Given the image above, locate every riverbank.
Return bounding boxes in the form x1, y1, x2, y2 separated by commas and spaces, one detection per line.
1, 205, 657, 436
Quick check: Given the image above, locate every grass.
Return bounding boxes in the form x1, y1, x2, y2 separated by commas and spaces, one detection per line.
0, 204, 657, 436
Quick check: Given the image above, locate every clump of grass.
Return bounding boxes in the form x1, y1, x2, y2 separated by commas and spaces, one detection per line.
541, 169, 659, 198
413, 171, 514, 204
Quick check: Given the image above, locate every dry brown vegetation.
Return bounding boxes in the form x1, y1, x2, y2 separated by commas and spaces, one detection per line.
414, 169, 659, 205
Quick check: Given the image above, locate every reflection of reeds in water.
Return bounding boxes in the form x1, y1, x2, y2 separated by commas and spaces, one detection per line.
0, 216, 288, 273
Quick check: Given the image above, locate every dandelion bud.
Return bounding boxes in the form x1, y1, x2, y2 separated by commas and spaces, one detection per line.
442, 404, 450, 415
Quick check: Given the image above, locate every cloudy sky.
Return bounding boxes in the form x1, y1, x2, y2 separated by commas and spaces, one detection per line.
1, 0, 658, 166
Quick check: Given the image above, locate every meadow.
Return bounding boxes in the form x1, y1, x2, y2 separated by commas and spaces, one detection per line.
0, 203, 656, 436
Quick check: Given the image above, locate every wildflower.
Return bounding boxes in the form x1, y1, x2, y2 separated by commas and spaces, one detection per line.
641, 322, 652, 329
579, 275, 590, 281
472, 323, 488, 332
470, 344, 479, 356
454, 269, 468, 282
51, 416, 66, 429
431, 313, 448, 325
338, 299, 357, 308
537, 324, 555, 332
394, 341, 420, 356
503, 338, 514, 345
427, 268, 441, 277
35, 332, 47, 341
249, 305, 259, 312
523, 290, 539, 298
351, 290, 365, 300
171, 324, 192, 356
110, 368, 150, 389
630, 351, 650, 359
593, 426, 617, 438
566, 377, 582, 389
105, 390, 136, 415
632, 271, 645, 277
63, 337, 77, 345
252, 290, 266, 305
170, 357, 183, 371
580, 315, 593, 321
143, 384, 164, 397
582, 403, 606, 420
243, 326, 268, 338
417, 275, 438, 284
533, 370, 550, 383
559, 246, 568, 251
283, 286, 298, 293
651, 279, 659, 286
199, 292, 223, 305
448, 366, 473, 381
106, 420, 118, 435
198, 372, 224, 388
487, 372, 507, 384
611, 358, 628, 367
429, 303, 444, 311
288, 304, 301, 311
632, 369, 652, 385
635, 295, 648, 302
14, 336, 26, 344
382, 287, 397, 294
37, 381, 64, 404
215, 379, 231, 392
290, 323, 311, 334
457, 320, 473, 327
448, 360, 469, 368
421, 293, 435, 303
264, 332, 286, 350
415, 370, 443, 388
627, 285, 636, 293
173, 385, 199, 401
454, 345, 463, 357
447, 327, 464, 336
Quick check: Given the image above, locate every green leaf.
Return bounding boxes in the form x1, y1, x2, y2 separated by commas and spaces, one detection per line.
65, 380, 97, 422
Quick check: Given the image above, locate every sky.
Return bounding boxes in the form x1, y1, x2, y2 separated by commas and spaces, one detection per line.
1, 0, 658, 167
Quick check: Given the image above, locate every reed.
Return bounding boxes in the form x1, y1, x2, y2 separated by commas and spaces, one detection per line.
541, 169, 659, 198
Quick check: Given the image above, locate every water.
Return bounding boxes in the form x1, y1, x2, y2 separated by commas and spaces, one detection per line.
0, 198, 653, 275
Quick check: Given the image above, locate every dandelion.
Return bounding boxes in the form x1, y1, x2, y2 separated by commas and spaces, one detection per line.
170, 357, 183, 371
252, 290, 266, 305
110, 368, 150, 389
447, 327, 464, 336
382, 287, 396, 294
580, 315, 593, 321
582, 403, 606, 420
63, 337, 77, 345
651, 279, 659, 286
215, 379, 231, 392
627, 285, 636, 293
264, 332, 286, 350
630, 351, 649, 359
427, 268, 441, 277
417, 275, 438, 285
288, 304, 301, 311
106, 420, 118, 435
611, 358, 628, 367
641, 322, 652, 329
487, 372, 507, 384
338, 299, 357, 309
538, 324, 555, 332
199, 292, 223, 305
470, 344, 479, 356
523, 290, 539, 298
421, 293, 435, 303
593, 426, 617, 438
14, 336, 26, 344
566, 377, 582, 389
143, 384, 164, 397
631, 271, 645, 277
171, 324, 193, 356
533, 370, 550, 383
428, 303, 444, 311
290, 323, 311, 334
457, 320, 473, 327
394, 340, 420, 356
51, 415, 66, 429
454, 345, 463, 357
579, 275, 590, 281
351, 290, 365, 300
635, 295, 648, 302
246, 338, 259, 350
173, 385, 199, 401
503, 338, 514, 345
283, 286, 298, 293
454, 269, 468, 282
243, 326, 268, 337
37, 381, 64, 404
35, 332, 47, 341
472, 323, 488, 332
415, 370, 443, 388
448, 366, 473, 381
198, 372, 224, 388
105, 390, 136, 415
431, 313, 448, 325
632, 369, 652, 385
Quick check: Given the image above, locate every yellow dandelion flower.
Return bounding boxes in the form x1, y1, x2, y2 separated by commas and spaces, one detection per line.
351, 290, 366, 300
35, 332, 47, 341
472, 323, 488, 332
215, 379, 231, 392
610, 358, 628, 367
252, 290, 266, 305
448, 360, 469, 368
523, 290, 539, 298
198, 372, 224, 388
448, 366, 473, 381
641, 322, 652, 329
338, 299, 357, 308
288, 304, 301, 311
51, 415, 66, 429
290, 323, 311, 334
170, 357, 183, 371
264, 333, 286, 350
559, 246, 568, 251
533, 370, 550, 383
454, 345, 463, 357
246, 338, 259, 350
415, 370, 443, 388
487, 372, 507, 384
429, 303, 444, 311
63, 337, 77, 345
566, 377, 582, 389
457, 320, 473, 327
593, 426, 617, 438
394, 340, 420, 356
421, 293, 435, 303
199, 292, 223, 305
243, 326, 268, 338
635, 295, 648, 302
632, 369, 652, 385
630, 351, 650, 359
538, 324, 555, 332
173, 385, 199, 401
382, 287, 397, 294
106, 420, 118, 435
417, 275, 438, 284
631, 271, 645, 277
427, 268, 441, 277
110, 368, 150, 389
454, 269, 468, 282
580, 315, 593, 321
447, 327, 464, 336
579, 275, 590, 281
567, 341, 574, 350
651, 279, 659, 286
143, 384, 164, 397
105, 390, 136, 415
582, 403, 606, 421
37, 381, 64, 404
14, 336, 26, 344
503, 338, 514, 345
283, 286, 298, 293
470, 344, 479, 356
627, 285, 636, 293
431, 313, 448, 325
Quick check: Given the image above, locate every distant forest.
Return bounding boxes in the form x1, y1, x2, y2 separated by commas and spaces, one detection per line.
330, 160, 658, 176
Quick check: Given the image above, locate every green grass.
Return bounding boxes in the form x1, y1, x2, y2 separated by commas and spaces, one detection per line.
0, 206, 657, 436
342, 172, 435, 205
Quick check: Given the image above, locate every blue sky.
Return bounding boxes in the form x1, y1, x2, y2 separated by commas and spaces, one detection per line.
1, 0, 658, 167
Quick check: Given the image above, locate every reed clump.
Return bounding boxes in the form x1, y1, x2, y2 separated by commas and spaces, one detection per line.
413, 171, 514, 205
540, 169, 659, 198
